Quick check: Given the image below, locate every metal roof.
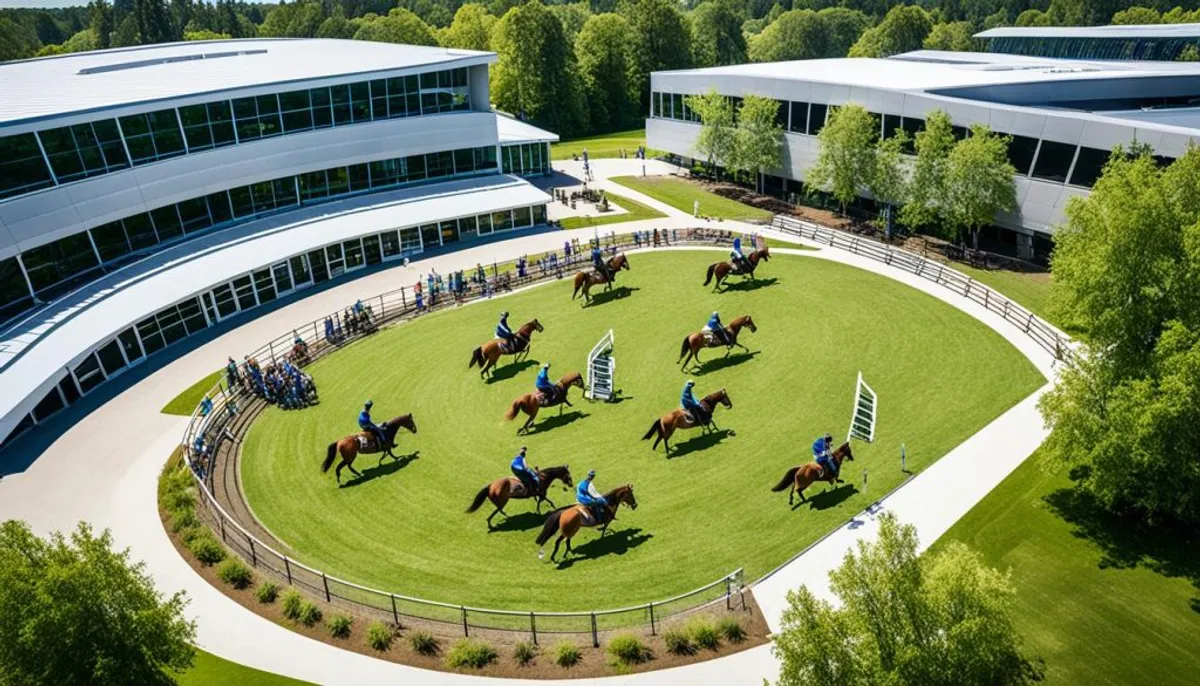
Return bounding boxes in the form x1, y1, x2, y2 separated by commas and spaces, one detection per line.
0, 38, 494, 126
976, 23, 1200, 39
497, 113, 560, 143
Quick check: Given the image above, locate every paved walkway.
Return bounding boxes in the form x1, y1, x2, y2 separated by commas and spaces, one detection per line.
0, 159, 1055, 685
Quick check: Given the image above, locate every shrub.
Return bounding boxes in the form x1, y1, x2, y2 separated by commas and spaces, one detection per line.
607, 633, 651, 666
366, 622, 393, 651
409, 629, 439, 656
256, 580, 279, 604
169, 507, 198, 533
281, 589, 303, 620
297, 600, 322, 627
444, 639, 498, 669
327, 614, 353, 639
215, 558, 252, 589
687, 619, 720, 650
186, 528, 225, 565
512, 640, 537, 666
177, 525, 203, 545
554, 641, 581, 668
716, 616, 746, 643
663, 628, 695, 655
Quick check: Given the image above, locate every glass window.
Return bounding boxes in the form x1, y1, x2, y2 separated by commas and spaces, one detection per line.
427, 151, 453, 179
58, 374, 81, 404
512, 205, 531, 227
350, 82, 371, 122
476, 145, 497, 170
458, 215, 477, 238
652, 92, 661, 118
0, 133, 55, 199
1032, 140, 1076, 183
90, 221, 131, 263
273, 177, 298, 208
311, 87, 333, 129
363, 235, 382, 264
33, 387, 66, 422
440, 220, 459, 244
808, 104, 827, 135
137, 315, 164, 355
883, 114, 901, 139
229, 185, 254, 217
789, 102, 808, 134
73, 353, 106, 393
177, 197, 212, 233
150, 206, 183, 242
290, 255, 311, 285
400, 227, 421, 253
39, 119, 129, 182
279, 90, 314, 133
308, 249, 329, 283
232, 94, 283, 142
1007, 135, 1039, 176
252, 269, 275, 303
672, 93, 683, 120
233, 274, 256, 310
21, 233, 100, 294
96, 339, 126, 377
369, 159, 401, 188
179, 296, 207, 335
493, 210, 513, 232
1069, 147, 1110, 188
0, 257, 34, 324
179, 101, 235, 152
951, 125, 970, 141
454, 148, 474, 174
533, 204, 547, 224
325, 168, 349, 197
349, 163, 370, 192
119, 109, 185, 165
249, 181, 275, 213
118, 327, 143, 363
207, 191, 233, 225
123, 213, 157, 251
343, 239, 364, 269
299, 170, 328, 202
331, 84, 353, 125
420, 223, 441, 248
381, 230, 401, 257
476, 213, 492, 235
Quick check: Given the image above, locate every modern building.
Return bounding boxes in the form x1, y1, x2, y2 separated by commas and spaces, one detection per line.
647, 49, 1200, 260
0, 38, 556, 446
977, 23, 1200, 61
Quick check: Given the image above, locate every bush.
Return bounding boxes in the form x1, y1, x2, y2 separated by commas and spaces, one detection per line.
281, 589, 303, 620
297, 600, 322, 627
663, 628, 695, 655
186, 528, 225, 565
716, 616, 746, 643
554, 641, 581, 668
256, 580, 279, 604
366, 622, 393, 651
512, 640, 537, 666
687, 619, 720, 650
215, 558, 252, 589
409, 629, 439, 656
169, 507, 198, 533
177, 525, 203, 545
607, 633, 651, 666
327, 614, 352, 639
444, 639, 498, 669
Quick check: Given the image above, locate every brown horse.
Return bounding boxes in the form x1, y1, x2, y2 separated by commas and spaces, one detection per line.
704, 247, 771, 291
535, 485, 638, 562
504, 372, 585, 434
468, 319, 544, 378
321, 414, 418, 485
641, 388, 732, 456
465, 465, 575, 527
678, 315, 757, 371
572, 253, 631, 302
771, 442, 856, 505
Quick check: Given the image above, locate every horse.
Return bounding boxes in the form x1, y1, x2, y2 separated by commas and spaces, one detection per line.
465, 465, 575, 528
535, 485, 638, 562
286, 341, 311, 366
771, 442, 856, 505
704, 247, 771, 291
321, 414, 418, 485
641, 388, 732, 456
572, 253, 631, 302
677, 315, 757, 371
468, 319, 544, 378
504, 372, 585, 434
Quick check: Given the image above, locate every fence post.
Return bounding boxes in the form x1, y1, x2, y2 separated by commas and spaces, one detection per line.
268, 339, 275, 363
401, 287, 407, 310
590, 612, 599, 648
1025, 312, 1033, 333
725, 576, 732, 610
530, 612, 538, 645
390, 594, 399, 625
1003, 299, 1011, 320
218, 516, 226, 542
248, 538, 257, 567
461, 607, 469, 637
984, 288, 989, 310
312, 321, 319, 342
284, 557, 292, 584
649, 602, 656, 636
321, 573, 331, 602
378, 294, 385, 319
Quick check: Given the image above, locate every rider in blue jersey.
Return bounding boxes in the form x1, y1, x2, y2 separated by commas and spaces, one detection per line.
591, 244, 610, 281
680, 380, 708, 425
704, 311, 730, 346
813, 433, 837, 479
576, 469, 607, 523
358, 400, 388, 451
535, 362, 557, 403
511, 446, 539, 497
496, 311, 515, 342
731, 236, 750, 272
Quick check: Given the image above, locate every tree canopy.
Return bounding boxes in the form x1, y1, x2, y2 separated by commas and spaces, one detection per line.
438, 3, 494, 50
848, 4, 933, 58
806, 103, 878, 213
691, 0, 747, 68
899, 109, 955, 232
732, 94, 784, 187
944, 125, 1017, 246
575, 12, 637, 133
688, 89, 738, 175
490, 0, 586, 136
352, 8, 437, 45
623, 0, 693, 112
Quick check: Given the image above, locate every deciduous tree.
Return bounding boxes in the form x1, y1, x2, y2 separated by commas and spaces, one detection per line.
899, 109, 954, 233
691, 0, 747, 67
353, 7, 437, 45
943, 125, 1017, 246
438, 3, 494, 50
575, 13, 636, 133
869, 132, 908, 237
748, 9, 826, 62
490, 0, 586, 136
732, 94, 784, 192
923, 20, 981, 52
848, 4, 932, 58
687, 89, 737, 178
624, 0, 693, 113
806, 103, 877, 214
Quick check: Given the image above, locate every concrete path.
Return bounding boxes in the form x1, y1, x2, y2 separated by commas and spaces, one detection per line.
0, 158, 1055, 685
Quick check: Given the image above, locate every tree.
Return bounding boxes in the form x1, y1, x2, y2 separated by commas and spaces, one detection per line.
111, 14, 142, 46
899, 109, 954, 233
1179, 44, 1200, 61
1111, 6, 1161, 25
0, 17, 42, 62
134, 0, 181, 44
806, 103, 877, 214
353, 8, 438, 45
90, 0, 114, 49
0, 520, 196, 685
624, 0, 693, 113
749, 9, 826, 62
848, 4, 932, 58
743, 1, 783, 36
687, 89, 737, 177
870, 132, 908, 237
316, 14, 357, 39
259, 1, 326, 38
1014, 9, 1050, 26
773, 513, 1043, 686
923, 21, 981, 52
33, 12, 67, 45
184, 28, 231, 40
65, 26, 104, 51
490, 0, 586, 137
691, 0, 747, 67
438, 3, 494, 51
732, 95, 784, 192
943, 125, 1017, 247
548, 2, 591, 45
817, 7, 870, 57
575, 13, 637, 133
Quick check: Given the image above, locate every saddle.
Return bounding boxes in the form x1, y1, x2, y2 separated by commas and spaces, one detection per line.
702, 329, 729, 346
499, 336, 524, 355
356, 433, 380, 451
510, 478, 532, 498
578, 504, 603, 527
538, 389, 558, 407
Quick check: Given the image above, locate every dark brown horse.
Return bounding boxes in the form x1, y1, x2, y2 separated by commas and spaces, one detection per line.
704, 247, 771, 290
504, 371, 584, 434
641, 388, 732, 456
322, 414, 418, 484
535, 485, 638, 562
469, 319, 544, 378
465, 465, 575, 527
771, 442, 856, 505
678, 315, 757, 371
572, 253, 630, 302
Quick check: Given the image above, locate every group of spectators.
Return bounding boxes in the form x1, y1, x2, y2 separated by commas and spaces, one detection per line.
225, 353, 318, 410
324, 299, 377, 344
412, 263, 513, 312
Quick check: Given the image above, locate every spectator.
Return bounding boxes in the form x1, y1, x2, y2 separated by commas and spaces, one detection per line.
200, 395, 213, 417
415, 290, 425, 312
225, 356, 241, 389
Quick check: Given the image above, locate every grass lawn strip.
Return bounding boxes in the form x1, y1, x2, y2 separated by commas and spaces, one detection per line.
176, 648, 314, 686
162, 369, 223, 416
551, 129, 647, 161
610, 176, 772, 222
558, 191, 666, 230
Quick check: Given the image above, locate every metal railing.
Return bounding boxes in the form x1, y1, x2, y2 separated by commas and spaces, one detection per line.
771, 215, 1072, 362
179, 228, 749, 641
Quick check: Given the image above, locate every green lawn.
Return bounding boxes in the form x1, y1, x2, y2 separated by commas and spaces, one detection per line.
161, 369, 223, 416
558, 191, 666, 230
551, 129, 646, 161
176, 648, 313, 686
953, 263, 1056, 327
611, 175, 772, 222
936, 450, 1200, 685
241, 251, 1042, 612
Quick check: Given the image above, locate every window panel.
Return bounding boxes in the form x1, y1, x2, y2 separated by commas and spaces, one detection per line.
272, 177, 297, 208
229, 185, 255, 217
440, 219, 458, 244
420, 223, 441, 247
33, 387, 66, 422
400, 227, 421, 253
118, 327, 143, 363
458, 215, 477, 237
177, 197, 212, 233
21, 232, 100, 294
476, 213, 493, 235
788, 102, 807, 133
808, 104, 828, 135
381, 230, 401, 257
363, 234, 382, 264
343, 239, 364, 269
1032, 140, 1076, 183
73, 353, 106, 393
370, 79, 389, 119
299, 170, 328, 202
207, 191, 233, 225
1007, 135, 1039, 176
310, 87, 333, 128
96, 339, 126, 377
514, 205, 532, 227
331, 84, 353, 125
0, 257, 34, 324
150, 206, 183, 242
280, 88, 314, 133
90, 221, 131, 263
883, 114, 901, 139
454, 148, 474, 173
0, 133, 55, 199
137, 316, 165, 355
1068, 146, 1110, 188
123, 213, 158, 250
533, 204, 547, 224
349, 163, 370, 192
252, 269, 275, 303
350, 82, 371, 122
290, 254, 311, 285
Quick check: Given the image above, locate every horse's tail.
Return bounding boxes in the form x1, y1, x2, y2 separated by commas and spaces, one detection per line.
504, 397, 523, 421
772, 467, 801, 492
322, 442, 338, 473
678, 335, 691, 363
704, 263, 716, 286
641, 419, 660, 441
571, 272, 583, 299
535, 508, 565, 546
466, 486, 490, 513
469, 346, 483, 368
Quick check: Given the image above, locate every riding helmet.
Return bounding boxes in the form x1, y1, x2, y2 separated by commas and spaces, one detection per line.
365, 400, 373, 408
587, 469, 596, 478
501, 310, 508, 317
685, 380, 695, 386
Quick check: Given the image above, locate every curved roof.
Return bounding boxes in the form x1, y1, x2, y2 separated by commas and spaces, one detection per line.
976, 23, 1200, 39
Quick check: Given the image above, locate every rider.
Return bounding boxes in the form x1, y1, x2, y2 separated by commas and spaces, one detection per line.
535, 362, 557, 404
591, 243, 610, 281
704, 311, 730, 346
510, 446, 540, 497
680, 380, 708, 426
358, 400, 389, 451
496, 311, 515, 344
576, 469, 608, 523
813, 433, 838, 479
731, 236, 750, 273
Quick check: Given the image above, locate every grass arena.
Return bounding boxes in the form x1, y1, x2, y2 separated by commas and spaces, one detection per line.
238, 248, 1044, 612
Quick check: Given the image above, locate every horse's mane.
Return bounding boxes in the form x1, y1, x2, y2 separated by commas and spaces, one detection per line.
702, 388, 726, 403
602, 485, 629, 501
559, 371, 582, 385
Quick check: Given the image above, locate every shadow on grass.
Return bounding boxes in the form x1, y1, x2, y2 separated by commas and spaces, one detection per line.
485, 358, 539, 383
525, 410, 590, 435
692, 350, 759, 375
489, 511, 547, 533
667, 428, 734, 459
795, 483, 857, 511
554, 527, 654, 569
1044, 484, 1200, 612
582, 286, 639, 308
719, 277, 779, 293
341, 451, 419, 488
